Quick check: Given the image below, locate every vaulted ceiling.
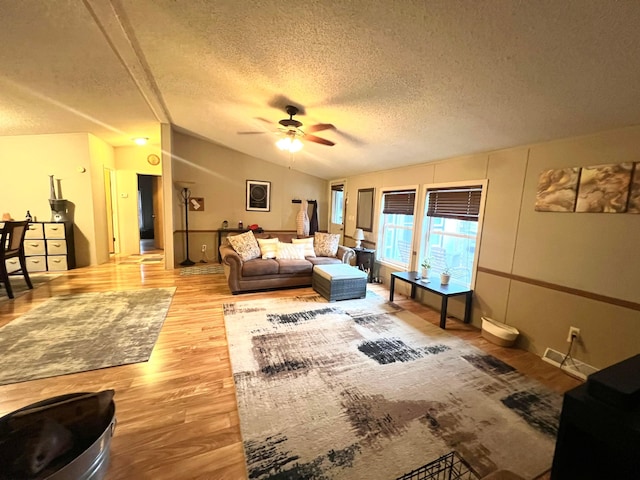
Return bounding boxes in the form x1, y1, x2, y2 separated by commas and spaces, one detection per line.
2, 1, 640, 179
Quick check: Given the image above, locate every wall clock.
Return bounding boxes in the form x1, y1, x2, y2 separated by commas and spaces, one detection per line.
147, 154, 160, 166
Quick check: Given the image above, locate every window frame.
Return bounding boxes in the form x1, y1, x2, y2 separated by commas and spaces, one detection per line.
377, 187, 418, 269
419, 180, 488, 288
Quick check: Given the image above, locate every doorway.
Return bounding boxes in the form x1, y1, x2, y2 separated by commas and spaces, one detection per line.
329, 180, 346, 243
137, 174, 164, 253
104, 167, 116, 254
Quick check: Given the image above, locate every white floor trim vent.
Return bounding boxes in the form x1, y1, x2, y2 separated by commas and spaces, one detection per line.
542, 347, 599, 381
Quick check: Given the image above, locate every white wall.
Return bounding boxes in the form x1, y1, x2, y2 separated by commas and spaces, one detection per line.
343, 126, 640, 369
113, 144, 162, 255
88, 134, 115, 265
0, 133, 105, 266
171, 131, 328, 264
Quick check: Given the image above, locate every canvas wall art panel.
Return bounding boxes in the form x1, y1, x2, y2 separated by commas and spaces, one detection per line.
535, 168, 580, 212
575, 163, 632, 213
627, 164, 640, 213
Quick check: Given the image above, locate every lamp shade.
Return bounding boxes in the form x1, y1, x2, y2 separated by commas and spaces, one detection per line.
174, 180, 195, 190
354, 228, 365, 248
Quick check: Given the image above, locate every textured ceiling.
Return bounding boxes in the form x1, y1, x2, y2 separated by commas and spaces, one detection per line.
1, 1, 640, 179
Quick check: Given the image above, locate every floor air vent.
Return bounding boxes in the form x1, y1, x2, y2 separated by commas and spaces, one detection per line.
542, 347, 599, 381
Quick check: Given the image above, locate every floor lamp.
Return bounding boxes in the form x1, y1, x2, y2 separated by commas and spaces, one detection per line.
175, 181, 195, 266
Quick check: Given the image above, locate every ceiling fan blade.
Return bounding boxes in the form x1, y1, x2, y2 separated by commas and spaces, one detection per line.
306, 123, 335, 133
305, 134, 335, 146
237, 131, 268, 135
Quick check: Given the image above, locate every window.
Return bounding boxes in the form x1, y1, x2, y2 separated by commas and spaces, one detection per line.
421, 185, 483, 287
331, 184, 344, 225
378, 190, 416, 267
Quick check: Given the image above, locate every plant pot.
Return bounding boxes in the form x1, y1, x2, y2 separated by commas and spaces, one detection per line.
421, 267, 429, 278
440, 273, 451, 285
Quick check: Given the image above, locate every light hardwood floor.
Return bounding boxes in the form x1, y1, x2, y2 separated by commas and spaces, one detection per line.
0, 257, 581, 479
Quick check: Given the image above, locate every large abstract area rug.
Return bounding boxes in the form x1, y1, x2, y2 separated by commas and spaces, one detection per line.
223, 293, 562, 480
0, 287, 175, 386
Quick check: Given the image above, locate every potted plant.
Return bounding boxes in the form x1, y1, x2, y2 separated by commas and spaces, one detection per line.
420, 258, 431, 279
440, 266, 451, 285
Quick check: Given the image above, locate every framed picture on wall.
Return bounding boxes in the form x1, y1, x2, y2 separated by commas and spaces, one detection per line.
246, 180, 271, 212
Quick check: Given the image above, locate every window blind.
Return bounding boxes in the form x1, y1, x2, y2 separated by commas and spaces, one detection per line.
426, 186, 482, 221
383, 190, 416, 215
331, 184, 344, 191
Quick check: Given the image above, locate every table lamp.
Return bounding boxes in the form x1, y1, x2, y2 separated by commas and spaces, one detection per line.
354, 228, 365, 248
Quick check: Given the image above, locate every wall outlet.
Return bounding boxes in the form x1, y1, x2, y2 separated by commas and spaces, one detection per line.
567, 326, 580, 343
201, 244, 207, 252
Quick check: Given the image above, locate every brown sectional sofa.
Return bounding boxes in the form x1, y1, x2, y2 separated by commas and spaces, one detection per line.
219, 232, 355, 294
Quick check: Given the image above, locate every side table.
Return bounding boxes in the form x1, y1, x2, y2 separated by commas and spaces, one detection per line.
354, 248, 375, 282
389, 271, 473, 329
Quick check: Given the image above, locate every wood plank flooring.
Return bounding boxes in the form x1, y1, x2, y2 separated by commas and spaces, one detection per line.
0, 257, 582, 479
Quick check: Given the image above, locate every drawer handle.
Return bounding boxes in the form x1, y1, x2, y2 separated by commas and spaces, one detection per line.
52, 243, 61, 247
50, 227, 60, 230
31, 259, 41, 264
29, 243, 40, 247
52, 259, 62, 263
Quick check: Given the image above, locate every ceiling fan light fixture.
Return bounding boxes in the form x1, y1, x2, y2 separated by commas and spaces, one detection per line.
133, 137, 149, 145
276, 136, 303, 153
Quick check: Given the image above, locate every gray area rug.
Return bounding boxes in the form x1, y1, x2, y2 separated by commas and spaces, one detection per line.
0, 287, 175, 386
224, 293, 562, 480
0, 273, 61, 303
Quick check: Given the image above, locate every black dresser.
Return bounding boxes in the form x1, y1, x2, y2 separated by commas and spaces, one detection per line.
551, 354, 640, 479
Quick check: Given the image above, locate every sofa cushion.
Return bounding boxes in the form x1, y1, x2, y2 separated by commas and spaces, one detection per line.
242, 258, 279, 277
257, 237, 279, 259
276, 242, 306, 260
314, 232, 340, 257
292, 237, 316, 257
277, 259, 313, 274
228, 230, 261, 261
306, 256, 343, 266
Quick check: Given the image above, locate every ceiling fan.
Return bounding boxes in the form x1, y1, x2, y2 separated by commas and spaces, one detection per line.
239, 105, 336, 151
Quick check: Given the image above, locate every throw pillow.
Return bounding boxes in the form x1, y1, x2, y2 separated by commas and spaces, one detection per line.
291, 237, 316, 257
276, 242, 306, 260
257, 237, 279, 259
314, 232, 340, 257
227, 231, 260, 261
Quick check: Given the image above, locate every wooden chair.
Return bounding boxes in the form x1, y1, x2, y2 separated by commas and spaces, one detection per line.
0, 220, 33, 299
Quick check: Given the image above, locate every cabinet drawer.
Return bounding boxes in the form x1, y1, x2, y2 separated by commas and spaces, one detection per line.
24, 240, 46, 255
44, 223, 66, 239
26, 256, 47, 272
25, 223, 44, 239
47, 256, 68, 271
46, 239, 68, 255
5, 258, 20, 274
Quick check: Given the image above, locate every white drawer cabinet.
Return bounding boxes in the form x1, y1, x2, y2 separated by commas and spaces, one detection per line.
25, 222, 44, 239
46, 240, 68, 255
26, 256, 48, 272
5, 258, 21, 274
24, 222, 76, 271
24, 239, 46, 256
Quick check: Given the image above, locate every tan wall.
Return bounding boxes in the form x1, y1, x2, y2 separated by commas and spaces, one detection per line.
171, 131, 328, 265
88, 134, 115, 265
113, 144, 163, 256
0, 133, 97, 266
343, 126, 640, 369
